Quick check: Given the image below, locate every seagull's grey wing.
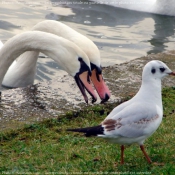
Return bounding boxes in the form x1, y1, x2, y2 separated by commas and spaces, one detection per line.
102, 102, 162, 138
105, 100, 131, 120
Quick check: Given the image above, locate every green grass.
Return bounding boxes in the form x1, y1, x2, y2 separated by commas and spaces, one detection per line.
0, 87, 175, 174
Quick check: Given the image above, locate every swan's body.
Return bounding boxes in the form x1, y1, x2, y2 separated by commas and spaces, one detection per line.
91, 0, 175, 16
0, 31, 97, 103
67, 60, 175, 164
2, 20, 110, 103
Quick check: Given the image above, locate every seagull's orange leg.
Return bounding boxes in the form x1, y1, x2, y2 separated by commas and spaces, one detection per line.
140, 145, 152, 163
120, 145, 125, 164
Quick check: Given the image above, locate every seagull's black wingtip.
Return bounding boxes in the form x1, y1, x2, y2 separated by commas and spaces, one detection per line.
67, 125, 104, 137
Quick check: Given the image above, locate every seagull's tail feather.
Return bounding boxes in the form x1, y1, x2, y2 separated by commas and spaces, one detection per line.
67, 125, 104, 137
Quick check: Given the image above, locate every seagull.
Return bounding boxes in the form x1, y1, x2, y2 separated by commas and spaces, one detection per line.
67, 60, 175, 164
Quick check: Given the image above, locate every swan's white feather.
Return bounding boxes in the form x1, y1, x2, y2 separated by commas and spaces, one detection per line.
0, 31, 90, 85
2, 20, 100, 87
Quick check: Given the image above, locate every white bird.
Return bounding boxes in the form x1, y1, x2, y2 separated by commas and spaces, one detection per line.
2, 20, 110, 103
0, 31, 97, 103
67, 60, 175, 164
0, 40, 3, 49
91, 0, 175, 16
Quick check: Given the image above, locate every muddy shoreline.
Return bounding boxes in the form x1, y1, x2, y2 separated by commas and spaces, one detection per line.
1, 51, 175, 131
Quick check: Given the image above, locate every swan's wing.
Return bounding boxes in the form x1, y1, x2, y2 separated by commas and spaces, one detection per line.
0, 40, 3, 49
102, 103, 161, 138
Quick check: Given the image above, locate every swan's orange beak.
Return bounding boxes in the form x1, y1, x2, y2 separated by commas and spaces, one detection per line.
90, 65, 110, 103
74, 71, 97, 104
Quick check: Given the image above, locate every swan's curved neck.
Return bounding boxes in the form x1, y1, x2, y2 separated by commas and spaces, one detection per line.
0, 31, 84, 84
33, 20, 101, 67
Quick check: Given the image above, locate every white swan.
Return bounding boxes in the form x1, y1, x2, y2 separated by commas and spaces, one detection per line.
0, 40, 3, 49
0, 31, 97, 103
2, 20, 110, 103
91, 0, 175, 16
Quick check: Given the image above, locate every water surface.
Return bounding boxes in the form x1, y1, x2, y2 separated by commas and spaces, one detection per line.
0, 0, 175, 83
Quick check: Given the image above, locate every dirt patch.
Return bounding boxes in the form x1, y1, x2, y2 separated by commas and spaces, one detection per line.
1, 51, 175, 131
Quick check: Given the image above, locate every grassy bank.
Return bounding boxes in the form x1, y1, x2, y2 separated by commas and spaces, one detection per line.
0, 87, 175, 174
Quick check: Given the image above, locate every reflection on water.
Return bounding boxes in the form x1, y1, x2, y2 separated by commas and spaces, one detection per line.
147, 15, 175, 54
0, 0, 175, 83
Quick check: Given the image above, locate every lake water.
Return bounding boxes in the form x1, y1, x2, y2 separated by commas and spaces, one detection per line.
1, 0, 175, 83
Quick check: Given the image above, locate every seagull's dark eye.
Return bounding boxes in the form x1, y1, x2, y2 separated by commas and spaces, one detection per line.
159, 67, 166, 73
151, 68, 156, 74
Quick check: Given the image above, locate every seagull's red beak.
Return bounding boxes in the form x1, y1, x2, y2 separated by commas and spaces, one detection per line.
168, 72, 175, 76
90, 64, 110, 103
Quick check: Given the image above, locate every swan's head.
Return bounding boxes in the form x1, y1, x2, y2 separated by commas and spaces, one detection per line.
90, 62, 110, 103
74, 57, 97, 103
58, 40, 97, 104
80, 44, 111, 103
61, 42, 110, 104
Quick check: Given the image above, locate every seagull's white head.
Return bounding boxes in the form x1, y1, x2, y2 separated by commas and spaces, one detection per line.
142, 60, 175, 81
